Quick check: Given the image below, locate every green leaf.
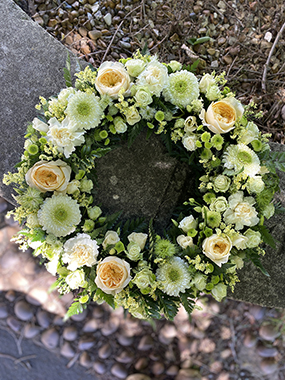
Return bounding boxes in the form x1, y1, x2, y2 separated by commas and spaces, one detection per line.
141, 41, 150, 56
95, 289, 115, 309
190, 59, 200, 73
180, 292, 195, 316
158, 292, 180, 321
128, 122, 144, 148
193, 36, 211, 45
247, 251, 270, 277
57, 267, 69, 278
253, 225, 277, 249
64, 301, 84, 321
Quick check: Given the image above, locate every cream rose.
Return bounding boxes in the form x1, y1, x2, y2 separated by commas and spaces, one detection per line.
25, 160, 71, 192
200, 97, 244, 134
202, 234, 232, 267
182, 135, 198, 152
102, 231, 120, 250
127, 232, 148, 250
177, 235, 194, 250
199, 73, 216, 93
95, 256, 131, 295
95, 61, 131, 98
178, 215, 197, 233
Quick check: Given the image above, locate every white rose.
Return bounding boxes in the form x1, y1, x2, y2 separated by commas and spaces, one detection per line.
125, 59, 146, 77
137, 60, 168, 97
95, 256, 131, 295
184, 116, 197, 133
210, 197, 228, 213
244, 229, 262, 248
211, 283, 227, 302
32, 117, 49, 133
25, 160, 71, 193
202, 234, 232, 267
134, 86, 153, 107
114, 116, 127, 133
182, 134, 198, 151
200, 97, 244, 134
66, 269, 86, 290
246, 176, 265, 194
199, 73, 216, 93
179, 215, 197, 233
127, 232, 148, 250
126, 106, 141, 126
102, 230, 120, 250
66, 179, 80, 194
62, 233, 99, 271
95, 61, 131, 98
230, 232, 248, 250
177, 235, 194, 249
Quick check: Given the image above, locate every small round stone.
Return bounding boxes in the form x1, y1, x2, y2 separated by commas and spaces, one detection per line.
5, 290, 16, 302
249, 305, 266, 321
260, 358, 278, 375
93, 361, 107, 375
126, 375, 152, 380
166, 365, 179, 376
101, 319, 119, 336
135, 357, 149, 371
175, 369, 202, 380
243, 332, 257, 348
78, 337, 95, 351
23, 324, 41, 339
259, 324, 280, 342
117, 334, 134, 346
92, 306, 104, 318
83, 318, 98, 333
25, 295, 41, 306
7, 316, 21, 332
70, 308, 88, 321
63, 326, 78, 341
111, 363, 128, 379
138, 335, 154, 351
14, 300, 34, 321
79, 351, 93, 368
0, 303, 8, 319
99, 343, 112, 359
257, 342, 278, 358
116, 350, 134, 364
152, 362, 165, 375
41, 327, 60, 349
60, 342, 76, 358
36, 310, 51, 328
53, 316, 64, 326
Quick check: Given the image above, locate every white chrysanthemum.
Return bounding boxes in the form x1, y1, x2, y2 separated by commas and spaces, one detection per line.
136, 60, 168, 97
156, 257, 191, 296
47, 117, 85, 158
62, 233, 99, 271
139, 106, 156, 120
222, 143, 260, 177
38, 194, 81, 237
223, 191, 259, 230
66, 91, 103, 130
163, 70, 199, 107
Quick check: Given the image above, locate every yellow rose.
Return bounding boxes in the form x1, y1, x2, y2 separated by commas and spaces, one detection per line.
95, 61, 131, 98
202, 234, 232, 267
25, 160, 71, 192
95, 257, 131, 295
200, 97, 244, 134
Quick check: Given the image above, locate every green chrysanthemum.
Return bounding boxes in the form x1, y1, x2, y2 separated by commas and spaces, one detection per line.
66, 92, 103, 130
154, 238, 176, 258
206, 210, 221, 228
156, 257, 191, 296
163, 70, 199, 107
16, 187, 43, 212
38, 194, 81, 237
222, 143, 260, 177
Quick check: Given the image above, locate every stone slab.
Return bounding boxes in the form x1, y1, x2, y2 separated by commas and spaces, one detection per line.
0, 0, 86, 204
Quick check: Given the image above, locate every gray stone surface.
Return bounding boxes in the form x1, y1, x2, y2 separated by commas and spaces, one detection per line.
0, 0, 86, 204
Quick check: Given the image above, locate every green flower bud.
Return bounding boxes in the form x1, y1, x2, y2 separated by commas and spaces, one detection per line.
251, 139, 263, 152
99, 130, 108, 139
82, 219, 95, 232
193, 273, 207, 291
27, 144, 39, 155
80, 178, 93, 193
155, 111, 165, 122
87, 206, 102, 220
201, 132, 211, 142
114, 116, 127, 134
211, 283, 227, 302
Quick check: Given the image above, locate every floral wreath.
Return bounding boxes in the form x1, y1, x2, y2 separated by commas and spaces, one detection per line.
4, 51, 285, 320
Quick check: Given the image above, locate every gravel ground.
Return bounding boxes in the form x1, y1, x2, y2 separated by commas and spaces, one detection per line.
17, 0, 285, 143
3, 1, 285, 379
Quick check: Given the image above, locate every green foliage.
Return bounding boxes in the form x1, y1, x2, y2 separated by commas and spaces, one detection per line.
95, 289, 115, 309
64, 301, 84, 321
180, 292, 196, 315
128, 121, 144, 148
245, 249, 270, 277
158, 292, 180, 321
187, 36, 211, 45
260, 150, 285, 173
252, 225, 277, 249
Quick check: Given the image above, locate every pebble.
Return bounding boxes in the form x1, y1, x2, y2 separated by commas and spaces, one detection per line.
256, 342, 278, 358
5, 290, 16, 302
101, 319, 119, 336
14, 300, 34, 321
166, 365, 180, 376
119, 41, 132, 49
98, 342, 112, 359
243, 331, 257, 348
111, 363, 128, 379
78, 336, 95, 350
7, 316, 21, 332
23, 323, 41, 339
0, 303, 8, 319
138, 335, 154, 351
116, 350, 134, 364
223, 56, 233, 65
79, 351, 93, 368
259, 324, 280, 341
260, 358, 278, 375
117, 333, 134, 346
135, 357, 149, 371
60, 342, 76, 358
41, 327, 60, 349
36, 310, 51, 328
152, 362, 165, 375
63, 325, 78, 341
88, 29, 102, 40
93, 360, 107, 375
103, 12, 112, 26
92, 307, 104, 318
26, 294, 42, 306
83, 318, 98, 332
175, 368, 202, 380
126, 375, 151, 380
